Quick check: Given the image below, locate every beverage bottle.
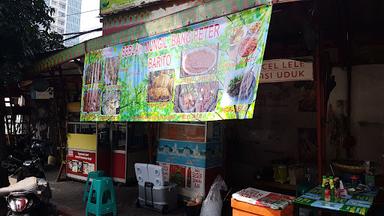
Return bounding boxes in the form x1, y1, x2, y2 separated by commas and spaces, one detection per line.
334, 177, 340, 199
324, 177, 331, 202
321, 175, 327, 200
329, 176, 335, 202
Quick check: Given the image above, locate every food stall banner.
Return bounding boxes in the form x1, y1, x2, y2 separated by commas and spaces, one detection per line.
260, 59, 313, 83
81, 4, 272, 122
100, 0, 162, 15
67, 150, 96, 178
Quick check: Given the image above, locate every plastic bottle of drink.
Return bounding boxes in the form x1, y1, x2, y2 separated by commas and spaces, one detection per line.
334, 177, 340, 199
329, 176, 335, 202
324, 177, 331, 202
321, 175, 327, 200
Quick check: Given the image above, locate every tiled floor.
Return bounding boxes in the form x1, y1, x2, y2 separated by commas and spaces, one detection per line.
46, 169, 185, 216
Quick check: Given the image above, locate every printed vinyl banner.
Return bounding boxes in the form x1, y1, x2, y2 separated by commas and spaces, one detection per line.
81, 5, 272, 122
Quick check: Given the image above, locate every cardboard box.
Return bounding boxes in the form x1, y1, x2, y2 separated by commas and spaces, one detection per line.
157, 139, 222, 168
159, 122, 222, 142
231, 198, 294, 216
158, 162, 222, 199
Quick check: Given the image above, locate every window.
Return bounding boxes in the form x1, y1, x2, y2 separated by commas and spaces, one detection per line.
58, 27, 64, 33
4, 97, 10, 107
58, 19, 65, 26
52, 0, 57, 5
4, 96, 25, 135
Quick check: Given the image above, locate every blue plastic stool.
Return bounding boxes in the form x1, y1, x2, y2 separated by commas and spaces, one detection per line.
83, 170, 105, 203
85, 177, 117, 216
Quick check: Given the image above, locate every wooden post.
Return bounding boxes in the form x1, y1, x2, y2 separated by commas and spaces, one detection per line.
56, 161, 67, 182
314, 0, 326, 182
315, 47, 326, 182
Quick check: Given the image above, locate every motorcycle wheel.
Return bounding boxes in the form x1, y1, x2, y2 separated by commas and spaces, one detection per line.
0, 199, 7, 216
0, 166, 9, 216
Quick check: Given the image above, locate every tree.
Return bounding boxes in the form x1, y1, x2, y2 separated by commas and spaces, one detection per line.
0, 0, 63, 84
0, 0, 63, 155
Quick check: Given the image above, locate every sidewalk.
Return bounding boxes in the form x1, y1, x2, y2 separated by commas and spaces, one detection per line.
46, 169, 184, 216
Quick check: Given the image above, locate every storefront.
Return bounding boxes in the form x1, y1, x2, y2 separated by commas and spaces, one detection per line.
29, 0, 384, 214
76, 1, 273, 199
32, 0, 312, 195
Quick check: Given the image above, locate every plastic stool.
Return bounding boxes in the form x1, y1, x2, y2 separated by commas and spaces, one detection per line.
83, 170, 105, 203
86, 177, 117, 216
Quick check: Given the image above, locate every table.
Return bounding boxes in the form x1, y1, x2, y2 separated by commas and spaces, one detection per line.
294, 186, 377, 215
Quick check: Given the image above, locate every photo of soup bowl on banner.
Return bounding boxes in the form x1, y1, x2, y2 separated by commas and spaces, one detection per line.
180, 44, 219, 78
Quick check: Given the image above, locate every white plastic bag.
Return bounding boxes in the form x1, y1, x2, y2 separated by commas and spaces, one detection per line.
200, 176, 227, 216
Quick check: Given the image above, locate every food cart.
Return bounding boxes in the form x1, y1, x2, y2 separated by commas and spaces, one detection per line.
66, 122, 148, 182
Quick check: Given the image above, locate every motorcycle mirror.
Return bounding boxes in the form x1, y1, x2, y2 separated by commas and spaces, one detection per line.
23, 161, 32, 167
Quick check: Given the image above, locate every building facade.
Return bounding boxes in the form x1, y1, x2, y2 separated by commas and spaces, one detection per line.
45, 0, 82, 47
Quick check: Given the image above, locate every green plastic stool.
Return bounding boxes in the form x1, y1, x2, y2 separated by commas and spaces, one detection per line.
83, 170, 105, 203
85, 177, 117, 216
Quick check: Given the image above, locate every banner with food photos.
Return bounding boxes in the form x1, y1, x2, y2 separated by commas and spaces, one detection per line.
80, 5, 272, 122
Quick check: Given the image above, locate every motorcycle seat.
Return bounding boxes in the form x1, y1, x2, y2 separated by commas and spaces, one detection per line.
0, 177, 37, 196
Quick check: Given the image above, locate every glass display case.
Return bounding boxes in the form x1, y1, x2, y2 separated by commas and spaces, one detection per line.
112, 123, 127, 151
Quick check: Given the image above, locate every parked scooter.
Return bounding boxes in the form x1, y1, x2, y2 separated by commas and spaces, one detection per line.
0, 157, 55, 216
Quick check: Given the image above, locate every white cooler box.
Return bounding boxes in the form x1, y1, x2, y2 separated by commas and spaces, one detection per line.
137, 182, 178, 213
135, 163, 178, 213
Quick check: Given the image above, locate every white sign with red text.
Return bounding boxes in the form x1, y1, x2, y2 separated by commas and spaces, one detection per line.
260, 59, 313, 83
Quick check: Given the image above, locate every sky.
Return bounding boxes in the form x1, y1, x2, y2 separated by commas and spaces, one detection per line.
79, 0, 102, 42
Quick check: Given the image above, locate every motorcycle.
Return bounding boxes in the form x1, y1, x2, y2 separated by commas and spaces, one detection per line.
0, 157, 55, 216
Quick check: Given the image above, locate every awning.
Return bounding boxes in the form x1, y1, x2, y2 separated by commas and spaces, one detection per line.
33, 0, 273, 73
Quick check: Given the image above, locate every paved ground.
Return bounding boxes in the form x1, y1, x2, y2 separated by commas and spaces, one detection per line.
46, 169, 185, 216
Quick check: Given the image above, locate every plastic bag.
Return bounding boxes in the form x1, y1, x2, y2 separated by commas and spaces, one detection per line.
200, 176, 227, 216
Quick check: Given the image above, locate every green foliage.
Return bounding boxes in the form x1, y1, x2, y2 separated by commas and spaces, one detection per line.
0, 0, 64, 85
